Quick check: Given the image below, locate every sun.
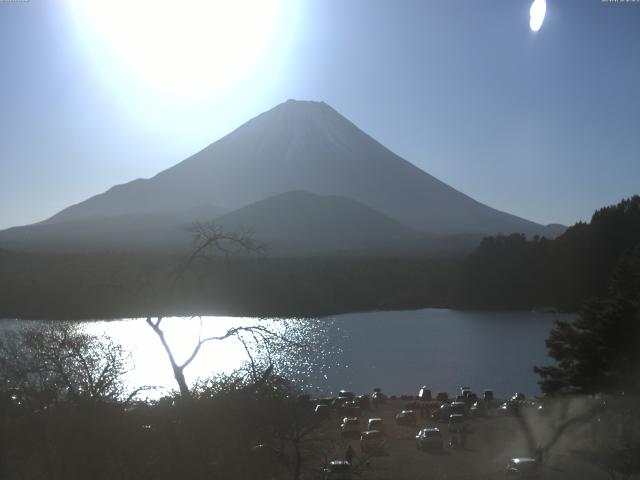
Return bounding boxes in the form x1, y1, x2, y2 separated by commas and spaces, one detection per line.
69, 0, 284, 99
529, 0, 547, 32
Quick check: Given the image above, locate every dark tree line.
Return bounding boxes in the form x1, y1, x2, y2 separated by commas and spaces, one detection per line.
455, 196, 640, 311
0, 251, 458, 320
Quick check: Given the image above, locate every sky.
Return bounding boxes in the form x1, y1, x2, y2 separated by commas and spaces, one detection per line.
0, 0, 639, 230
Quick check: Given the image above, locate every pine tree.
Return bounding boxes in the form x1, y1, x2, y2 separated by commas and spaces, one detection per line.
535, 244, 640, 395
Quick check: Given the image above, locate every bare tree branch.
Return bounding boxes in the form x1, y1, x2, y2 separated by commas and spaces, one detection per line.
124, 385, 160, 404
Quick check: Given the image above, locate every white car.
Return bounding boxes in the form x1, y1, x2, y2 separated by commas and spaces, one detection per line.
367, 417, 383, 431
340, 417, 360, 438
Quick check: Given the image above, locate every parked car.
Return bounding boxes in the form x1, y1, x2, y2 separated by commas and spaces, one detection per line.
395, 410, 417, 426
436, 391, 449, 403
450, 401, 467, 416
470, 400, 486, 417
315, 404, 331, 418
360, 430, 387, 455
433, 404, 451, 422
498, 401, 518, 415
367, 417, 384, 431
338, 390, 355, 399
483, 389, 494, 402
511, 393, 526, 402
340, 417, 360, 438
448, 413, 468, 434
418, 386, 432, 401
323, 460, 356, 480
415, 427, 443, 451
505, 457, 539, 477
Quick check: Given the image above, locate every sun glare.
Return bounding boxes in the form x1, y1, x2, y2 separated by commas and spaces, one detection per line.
529, 0, 547, 32
70, 0, 284, 99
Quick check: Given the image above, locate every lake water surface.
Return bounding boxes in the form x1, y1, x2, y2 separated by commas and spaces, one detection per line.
0, 309, 571, 400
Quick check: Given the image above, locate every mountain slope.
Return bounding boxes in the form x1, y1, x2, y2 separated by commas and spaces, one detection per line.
41, 99, 560, 237
214, 190, 426, 254
0, 205, 225, 252
0, 191, 430, 254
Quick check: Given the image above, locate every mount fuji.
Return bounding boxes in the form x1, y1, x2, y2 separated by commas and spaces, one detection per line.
0, 100, 563, 254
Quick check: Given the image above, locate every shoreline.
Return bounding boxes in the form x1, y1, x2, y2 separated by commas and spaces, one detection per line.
0, 305, 576, 322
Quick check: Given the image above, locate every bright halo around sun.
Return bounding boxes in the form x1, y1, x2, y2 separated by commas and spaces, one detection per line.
69, 0, 284, 100
530, 0, 547, 32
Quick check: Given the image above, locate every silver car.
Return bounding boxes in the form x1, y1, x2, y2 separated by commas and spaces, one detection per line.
416, 427, 443, 451
505, 457, 539, 477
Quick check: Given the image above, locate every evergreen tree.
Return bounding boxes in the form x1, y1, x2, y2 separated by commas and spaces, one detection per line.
535, 244, 640, 395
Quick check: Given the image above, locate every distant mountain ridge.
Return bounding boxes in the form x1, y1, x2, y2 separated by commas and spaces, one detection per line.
0, 99, 563, 254
0, 207, 223, 251
0, 191, 483, 256
214, 190, 425, 255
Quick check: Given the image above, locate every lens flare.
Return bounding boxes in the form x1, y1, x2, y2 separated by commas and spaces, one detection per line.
530, 0, 546, 32
69, 0, 284, 100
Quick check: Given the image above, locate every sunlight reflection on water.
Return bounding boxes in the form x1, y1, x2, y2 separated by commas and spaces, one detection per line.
1, 309, 569, 401
83, 316, 340, 400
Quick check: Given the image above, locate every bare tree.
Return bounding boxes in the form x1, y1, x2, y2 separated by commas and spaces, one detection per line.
145, 221, 284, 399
145, 317, 290, 399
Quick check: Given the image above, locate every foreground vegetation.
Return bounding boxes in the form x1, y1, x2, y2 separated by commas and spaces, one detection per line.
0, 322, 332, 480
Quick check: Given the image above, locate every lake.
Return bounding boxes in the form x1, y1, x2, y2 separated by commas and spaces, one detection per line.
0, 309, 570, 400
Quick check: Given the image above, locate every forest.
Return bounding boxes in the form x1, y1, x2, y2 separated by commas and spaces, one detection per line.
454, 195, 640, 311
0, 251, 458, 319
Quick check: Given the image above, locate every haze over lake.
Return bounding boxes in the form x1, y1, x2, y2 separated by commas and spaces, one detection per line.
1, 309, 569, 400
